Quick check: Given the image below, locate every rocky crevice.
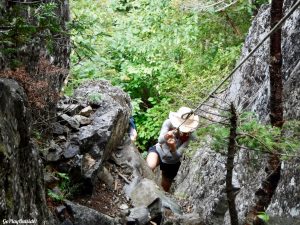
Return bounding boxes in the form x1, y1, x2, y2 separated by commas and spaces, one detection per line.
0, 78, 54, 225
0, 0, 299, 224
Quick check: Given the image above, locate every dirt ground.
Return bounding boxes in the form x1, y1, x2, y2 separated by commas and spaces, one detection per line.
74, 163, 132, 218
75, 179, 131, 217
47, 160, 194, 223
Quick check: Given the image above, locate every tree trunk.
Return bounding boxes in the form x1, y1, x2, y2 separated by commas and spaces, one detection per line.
244, 0, 284, 224
226, 103, 239, 225
270, 0, 284, 128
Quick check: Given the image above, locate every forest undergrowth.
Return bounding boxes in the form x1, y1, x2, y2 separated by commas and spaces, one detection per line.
68, 0, 268, 151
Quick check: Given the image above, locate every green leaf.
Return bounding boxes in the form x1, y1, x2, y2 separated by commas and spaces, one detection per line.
257, 212, 270, 222
56, 172, 70, 181
47, 189, 64, 202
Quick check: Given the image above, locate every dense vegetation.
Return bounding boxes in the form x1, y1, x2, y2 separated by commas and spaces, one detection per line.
68, 0, 266, 150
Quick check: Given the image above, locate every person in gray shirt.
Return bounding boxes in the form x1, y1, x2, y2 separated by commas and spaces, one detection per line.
146, 107, 199, 192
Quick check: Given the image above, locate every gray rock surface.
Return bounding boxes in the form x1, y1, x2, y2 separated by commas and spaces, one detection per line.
110, 142, 189, 224
47, 80, 131, 193
227, 1, 300, 121
227, 1, 300, 223
60, 114, 80, 130
79, 106, 93, 117
64, 200, 117, 225
112, 142, 159, 191
73, 115, 91, 125
47, 141, 63, 162
57, 104, 81, 116
174, 144, 229, 225
127, 206, 150, 224
163, 213, 206, 225
174, 0, 300, 224
0, 79, 54, 224
130, 178, 182, 215
63, 143, 80, 159
283, 60, 300, 120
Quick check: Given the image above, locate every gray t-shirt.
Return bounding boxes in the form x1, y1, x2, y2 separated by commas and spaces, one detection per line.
155, 119, 195, 164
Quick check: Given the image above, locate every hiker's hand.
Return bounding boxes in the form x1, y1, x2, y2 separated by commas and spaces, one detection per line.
167, 138, 176, 152
164, 131, 175, 140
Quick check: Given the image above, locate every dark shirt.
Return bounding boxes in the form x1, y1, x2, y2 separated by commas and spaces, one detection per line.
129, 116, 136, 130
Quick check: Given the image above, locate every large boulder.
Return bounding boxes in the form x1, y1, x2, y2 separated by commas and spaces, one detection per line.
111, 142, 159, 191
174, 0, 300, 224
0, 79, 54, 224
46, 80, 131, 193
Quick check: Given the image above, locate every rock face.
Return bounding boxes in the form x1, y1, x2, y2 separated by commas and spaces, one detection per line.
63, 201, 117, 225
0, 0, 70, 119
174, 0, 300, 224
174, 146, 229, 225
0, 79, 53, 224
46, 80, 132, 193
227, 0, 300, 121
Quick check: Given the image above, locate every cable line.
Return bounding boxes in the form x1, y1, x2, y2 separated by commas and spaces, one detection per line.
192, 0, 300, 114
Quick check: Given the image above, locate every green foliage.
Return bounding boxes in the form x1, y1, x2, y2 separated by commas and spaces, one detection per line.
257, 212, 270, 223
199, 112, 300, 158
47, 189, 64, 202
56, 172, 70, 181
280, 120, 300, 159
87, 92, 102, 105
68, 0, 260, 150
32, 130, 42, 140
238, 113, 300, 156
237, 113, 281, 151
0, 3, 62, 66
134, 98, 170, 150
47, 172, 80, 202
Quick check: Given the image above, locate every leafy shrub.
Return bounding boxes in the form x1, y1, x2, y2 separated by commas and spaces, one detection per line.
68, 0, 263, 150
47, 172, 80, 202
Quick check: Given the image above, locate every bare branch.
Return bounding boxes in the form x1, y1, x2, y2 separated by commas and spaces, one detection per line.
196, 107, 229, 118
216, 0, 238, 12
7, 0, 41, 4
116, 169, 130, 184
199, 114, 230, 126
201, 103, 229, 112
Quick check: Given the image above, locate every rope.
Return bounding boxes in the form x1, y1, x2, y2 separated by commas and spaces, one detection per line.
7, 0, 41, 3
182, 0, 238, 12
176, 111, 194, 131
173, 0, 300, 132
192, 0, 300, 114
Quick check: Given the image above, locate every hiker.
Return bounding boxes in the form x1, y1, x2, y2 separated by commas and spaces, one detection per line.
129, 116, 138, 142
146, 107, 199, 192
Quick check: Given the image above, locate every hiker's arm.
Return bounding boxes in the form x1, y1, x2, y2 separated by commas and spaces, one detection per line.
176, 141, 189, 157
158, 119, 173, 144
176, 132, 197, 156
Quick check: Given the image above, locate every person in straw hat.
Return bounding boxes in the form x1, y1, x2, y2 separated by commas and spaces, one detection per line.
146, 106, 199, 192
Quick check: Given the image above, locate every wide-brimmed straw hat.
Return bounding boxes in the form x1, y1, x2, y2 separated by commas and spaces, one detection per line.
169, 107, 199, 133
